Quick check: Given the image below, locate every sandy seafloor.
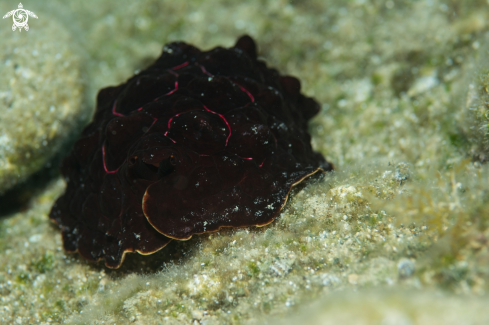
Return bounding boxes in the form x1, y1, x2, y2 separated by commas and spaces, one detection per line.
1, 0, 489, 324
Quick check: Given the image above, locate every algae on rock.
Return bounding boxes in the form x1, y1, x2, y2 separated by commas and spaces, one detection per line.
0, 4, 85, 194
462, 38, 489, 163
2, 0, 489, 324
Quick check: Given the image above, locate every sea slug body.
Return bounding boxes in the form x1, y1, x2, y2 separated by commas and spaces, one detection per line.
49, 35, 333, 268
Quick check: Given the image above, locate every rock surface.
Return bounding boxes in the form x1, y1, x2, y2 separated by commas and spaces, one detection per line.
0, 4, 84, 194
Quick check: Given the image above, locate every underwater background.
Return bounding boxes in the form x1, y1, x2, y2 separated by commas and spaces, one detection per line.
1, 0, 489, 324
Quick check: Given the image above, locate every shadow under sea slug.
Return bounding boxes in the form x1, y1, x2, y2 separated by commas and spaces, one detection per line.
49, 35, 333, 268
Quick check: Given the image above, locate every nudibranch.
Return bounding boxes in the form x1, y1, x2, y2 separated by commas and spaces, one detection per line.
49, 35, 333, 268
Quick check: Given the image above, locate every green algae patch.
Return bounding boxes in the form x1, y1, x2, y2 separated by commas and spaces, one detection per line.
31, 251, 56, 274
247, 261, 260, 277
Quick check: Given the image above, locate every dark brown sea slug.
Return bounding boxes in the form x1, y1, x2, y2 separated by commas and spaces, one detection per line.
49, 35, 333, 268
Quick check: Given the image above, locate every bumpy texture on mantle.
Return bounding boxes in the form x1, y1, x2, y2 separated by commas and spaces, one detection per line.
49, 35, 332, 268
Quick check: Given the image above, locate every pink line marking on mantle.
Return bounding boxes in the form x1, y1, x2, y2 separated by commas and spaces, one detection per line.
154, 81, 179, 102
237, 156, 253, 161
167, 69, 179, 77
164, 113, 182, 141
102, 144, 119, 174
165, 81, 179, 96
111, 100, 125, 117
198, 63, 213, 77
167, 113, 182, 130
203, 105, 232, 146
145, 118, 158, 133
234, 82, 255, 103
172, 61, 189, 70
